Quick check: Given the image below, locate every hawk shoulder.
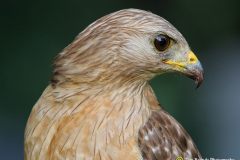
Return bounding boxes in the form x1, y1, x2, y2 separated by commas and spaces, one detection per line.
138, 109, 201, 160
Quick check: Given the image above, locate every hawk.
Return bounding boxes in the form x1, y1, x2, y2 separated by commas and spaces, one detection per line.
24, 9, 203, 160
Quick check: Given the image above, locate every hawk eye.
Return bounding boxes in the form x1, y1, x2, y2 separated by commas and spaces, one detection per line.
154, 34, 170, 52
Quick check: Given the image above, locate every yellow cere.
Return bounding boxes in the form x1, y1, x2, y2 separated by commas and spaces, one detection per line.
163, 50, 199, 68
188, 51, 198, 64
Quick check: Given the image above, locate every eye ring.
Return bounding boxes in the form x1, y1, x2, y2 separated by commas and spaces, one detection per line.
154, 34, 171, 52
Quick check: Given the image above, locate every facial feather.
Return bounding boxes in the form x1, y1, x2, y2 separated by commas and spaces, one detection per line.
51, 9, 189, 87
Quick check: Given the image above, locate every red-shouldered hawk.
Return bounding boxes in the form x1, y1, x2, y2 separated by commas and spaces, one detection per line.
25, 9, 203, 160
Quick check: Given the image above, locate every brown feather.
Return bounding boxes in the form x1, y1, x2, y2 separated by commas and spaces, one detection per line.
138, 110, 201, 160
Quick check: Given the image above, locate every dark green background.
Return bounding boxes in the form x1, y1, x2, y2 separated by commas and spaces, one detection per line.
1, 0, 240, 159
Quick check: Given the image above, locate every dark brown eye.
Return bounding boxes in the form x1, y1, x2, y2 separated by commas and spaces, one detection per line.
154, 34, 170, 52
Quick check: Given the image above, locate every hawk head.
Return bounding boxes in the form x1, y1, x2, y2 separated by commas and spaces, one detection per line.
53, 9, 203, 87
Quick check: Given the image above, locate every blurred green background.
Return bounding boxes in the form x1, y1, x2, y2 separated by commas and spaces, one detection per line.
1, 0, 240, 159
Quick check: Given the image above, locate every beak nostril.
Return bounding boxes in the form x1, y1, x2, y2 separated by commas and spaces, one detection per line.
188, 51, 198, 63
190, 58, 195, 62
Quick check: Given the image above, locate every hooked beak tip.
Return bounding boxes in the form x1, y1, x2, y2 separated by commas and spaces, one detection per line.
186, 67, 204, 89
195, 71, 204, 88
183, 60, 204, 88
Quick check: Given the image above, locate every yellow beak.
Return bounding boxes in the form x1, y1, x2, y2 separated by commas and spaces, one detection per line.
163, 51, 204, 88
